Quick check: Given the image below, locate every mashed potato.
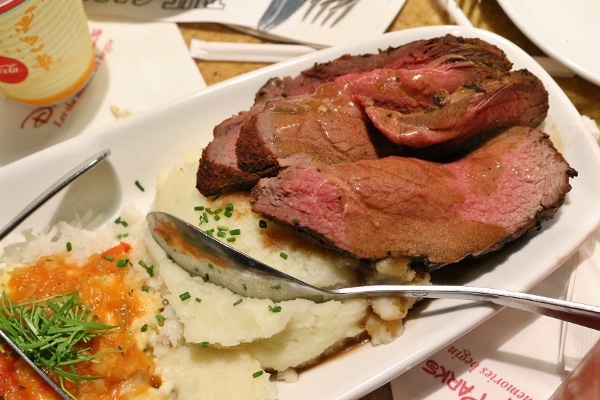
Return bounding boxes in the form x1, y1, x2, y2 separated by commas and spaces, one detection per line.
149, 151, 430, 399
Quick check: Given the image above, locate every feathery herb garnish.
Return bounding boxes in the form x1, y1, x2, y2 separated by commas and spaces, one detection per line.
0, 290, 121, 399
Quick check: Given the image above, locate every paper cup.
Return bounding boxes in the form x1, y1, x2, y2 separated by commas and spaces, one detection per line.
0, 0, 95, 106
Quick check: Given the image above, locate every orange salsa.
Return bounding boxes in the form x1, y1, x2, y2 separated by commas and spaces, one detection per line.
3, 242, 162, 399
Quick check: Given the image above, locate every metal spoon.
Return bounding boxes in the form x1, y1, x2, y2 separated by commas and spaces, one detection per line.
147, 211, 600, 330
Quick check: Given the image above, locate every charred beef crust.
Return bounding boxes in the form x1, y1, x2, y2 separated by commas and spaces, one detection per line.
250, 126, 576, 269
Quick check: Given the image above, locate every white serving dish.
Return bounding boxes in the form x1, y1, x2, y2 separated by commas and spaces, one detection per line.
1, 25, 600, 400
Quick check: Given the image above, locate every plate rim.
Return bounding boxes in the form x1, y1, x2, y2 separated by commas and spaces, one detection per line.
497, 0, 600, 86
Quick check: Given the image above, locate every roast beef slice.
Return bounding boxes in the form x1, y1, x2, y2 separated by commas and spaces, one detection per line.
279, 34, 512, 97
250, 126, 576, 269
364, 69, 549, 149
236, 62, 524, 173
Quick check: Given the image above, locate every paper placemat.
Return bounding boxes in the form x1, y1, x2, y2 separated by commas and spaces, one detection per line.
391, 261, 572, 400
0, 17, 206, 167
83, 0, 407, 48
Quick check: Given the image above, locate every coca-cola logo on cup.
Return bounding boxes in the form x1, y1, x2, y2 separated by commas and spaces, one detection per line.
0, 56, 28, 84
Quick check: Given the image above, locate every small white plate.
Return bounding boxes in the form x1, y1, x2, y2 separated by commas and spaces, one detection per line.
1, 26, 600, 400
498, 0, 600, 86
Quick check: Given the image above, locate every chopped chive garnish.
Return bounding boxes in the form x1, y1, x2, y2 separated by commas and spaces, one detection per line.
194, 205, 205, 211
271, 285, 282, 290
233, 299, 243, 306
138, 260, 155, 277
201, 342, 209, 348
179, 292, 191, 301
217, 226, 229, 231
252, 370, 264, 378
229, 229, 241, 235
227, 237, 236, 243
116, 233, 129, 240
269, 305, 282, 313
116, 258, 130, 268
141, 324, 148, 332
213, 215, 221, 221
242, 283, 247, 291
205, 228, 214, 236
141, 285, 149, 292
155, 314, 166, 323
135, 180, 145, 191
104, 254, 114, 262
203, 273, 210, 282
66, 242, 72, 252
224, 210, 233, 217
195, 297, 202, 303
259, 220, 267, 229
280, 252, 288, 260
114, 217, 129, 227
162, 299, 169, 306
217, 231, 226, 238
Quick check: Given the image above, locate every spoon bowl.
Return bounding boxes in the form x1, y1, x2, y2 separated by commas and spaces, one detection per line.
147, 211, 600, 330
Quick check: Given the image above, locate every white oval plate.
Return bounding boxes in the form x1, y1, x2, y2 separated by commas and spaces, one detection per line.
1, 25, 600, 400
498, 0, 600, 86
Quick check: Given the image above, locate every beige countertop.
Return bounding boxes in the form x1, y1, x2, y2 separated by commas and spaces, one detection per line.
177, 1, 600, 398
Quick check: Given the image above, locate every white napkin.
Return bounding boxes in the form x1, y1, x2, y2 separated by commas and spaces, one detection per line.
556, 118, 600, 373
0, 17, 206, 167
559, 213, 600, 374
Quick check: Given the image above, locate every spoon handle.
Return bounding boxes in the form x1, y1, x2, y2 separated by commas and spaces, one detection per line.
329, 285, 600, 330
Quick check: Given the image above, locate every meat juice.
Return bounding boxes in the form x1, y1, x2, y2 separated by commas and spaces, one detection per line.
549, 339, 600, 399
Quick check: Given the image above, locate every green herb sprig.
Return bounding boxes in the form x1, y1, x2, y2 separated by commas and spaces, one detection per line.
0, 290, 122, 399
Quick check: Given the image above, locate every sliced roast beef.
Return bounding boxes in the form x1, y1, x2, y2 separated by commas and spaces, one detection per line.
196, 78, 290, 196
235, 62, 518, 175
330, 60, 508, 113
250, 126, 576, 269
279, 34, 512, 97
364, 69, 549, 150
236, 97, 378, 174
197, 35, 536, 196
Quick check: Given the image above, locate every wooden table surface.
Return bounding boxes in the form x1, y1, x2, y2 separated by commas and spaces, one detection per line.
177, 1, 600, 398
